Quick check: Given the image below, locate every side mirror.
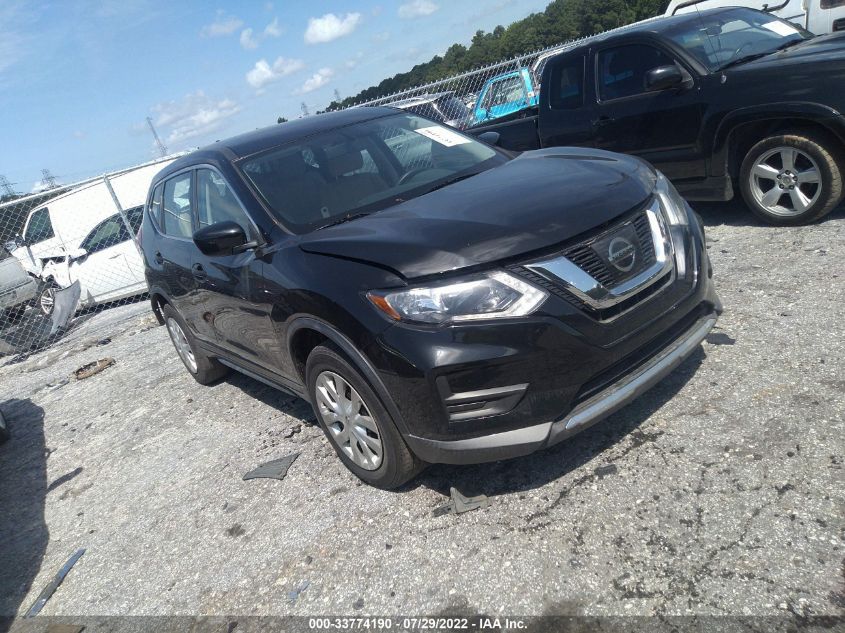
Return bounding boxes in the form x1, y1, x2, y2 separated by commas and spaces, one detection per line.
644, 65, 687, 92
193, 221, 252, 257
475, 108, 488, 121
68, 247, 87, 263
15, 234, 27, 247
477, 131, 501, 146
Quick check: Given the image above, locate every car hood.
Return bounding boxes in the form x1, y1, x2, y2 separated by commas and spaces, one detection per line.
733, 32, 845, 74
298, 147, 656, 280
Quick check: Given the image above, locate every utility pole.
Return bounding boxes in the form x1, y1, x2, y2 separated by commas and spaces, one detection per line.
40, 169, 58, 189
0, 175, 15, 198
146, 117, 168, 158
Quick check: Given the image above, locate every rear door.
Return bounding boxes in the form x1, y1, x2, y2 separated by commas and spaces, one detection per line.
538, 52, 596, 148
590, 41, 707, 180
148, 173, 195, 320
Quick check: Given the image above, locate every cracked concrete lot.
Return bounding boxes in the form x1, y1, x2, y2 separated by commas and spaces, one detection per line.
0, 203, 842, 621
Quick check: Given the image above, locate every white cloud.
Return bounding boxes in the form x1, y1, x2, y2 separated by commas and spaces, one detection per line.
152, 91, 242, 145
201, 11, 243, 37
264, 17, 282, 37
345, 51, 365, 69
296, 67, 334, 94
304, 13, 361, 44
372, 31, 390, 42
246, 57, 305, 90
240, 28, 258, 49
398, 0, 438, 18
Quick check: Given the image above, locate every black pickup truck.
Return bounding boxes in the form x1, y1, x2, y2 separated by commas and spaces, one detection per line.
469, 7, 845, 225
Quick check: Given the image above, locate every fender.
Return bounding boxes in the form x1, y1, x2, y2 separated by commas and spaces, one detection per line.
146, 284, 170, 325
711, 102, 843, 177
286, 315, 412, 437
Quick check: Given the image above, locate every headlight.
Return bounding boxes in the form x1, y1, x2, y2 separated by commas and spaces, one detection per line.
655, 172, 689, 226
367, 271, 547, 324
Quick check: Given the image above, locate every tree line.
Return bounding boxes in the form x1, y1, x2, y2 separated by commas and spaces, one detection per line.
322, 0, 669, 111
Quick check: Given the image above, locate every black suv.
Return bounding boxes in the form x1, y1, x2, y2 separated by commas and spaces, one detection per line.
140, 108, 721, 488
470, 8, 845, 225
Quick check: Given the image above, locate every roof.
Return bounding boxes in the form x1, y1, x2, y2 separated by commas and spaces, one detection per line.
156, 107, 401, 179
562, 7, 743, 49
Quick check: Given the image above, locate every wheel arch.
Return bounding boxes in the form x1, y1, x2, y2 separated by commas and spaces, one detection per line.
713, 104, 845, 180
286, 316, 411, 437
148, 288, 171, 325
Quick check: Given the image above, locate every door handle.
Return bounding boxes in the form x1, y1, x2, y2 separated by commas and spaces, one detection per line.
191, 263, 207, 281
591, 116, 614, 128
154, 251, 164, 265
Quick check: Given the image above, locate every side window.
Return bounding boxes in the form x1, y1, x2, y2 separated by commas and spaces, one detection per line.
81, 215, 129, 254
148, 183, 164, 230
162, 173, 194, 239
25, 207, 54, 244
125, 206, 143, 234
598, 44, 677, 101
549, 56, 585, 110
489, 76, 525, 107
196, 169, 254, 239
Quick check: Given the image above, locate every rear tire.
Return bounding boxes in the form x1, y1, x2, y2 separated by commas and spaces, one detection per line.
739, 131, 844, 225
161, 304, 229, 385
306, 343, 424, 489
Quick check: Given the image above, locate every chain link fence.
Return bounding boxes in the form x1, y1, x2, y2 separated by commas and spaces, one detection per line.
347, 17, 662, 130
0, 156, 179, 359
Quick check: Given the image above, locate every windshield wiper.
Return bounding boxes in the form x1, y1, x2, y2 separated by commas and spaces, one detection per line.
717, 39, 805, 71
717, 52, 771, 71
315, 212, 371, 231
422, 171, 482, 194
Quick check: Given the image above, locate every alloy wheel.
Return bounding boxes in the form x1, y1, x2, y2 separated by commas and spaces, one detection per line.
749, 146, 821, 217
39, 287, 56, 315
166, 317, 198, 373
315, 370, 383, 471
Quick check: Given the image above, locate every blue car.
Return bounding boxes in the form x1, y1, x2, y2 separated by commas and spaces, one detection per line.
470, 68, 538, 127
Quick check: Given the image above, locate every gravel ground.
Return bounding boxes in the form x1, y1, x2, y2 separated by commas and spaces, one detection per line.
0, 202, 843, 622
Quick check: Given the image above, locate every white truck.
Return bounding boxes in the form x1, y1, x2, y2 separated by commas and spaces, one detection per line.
665, 0, 845, 35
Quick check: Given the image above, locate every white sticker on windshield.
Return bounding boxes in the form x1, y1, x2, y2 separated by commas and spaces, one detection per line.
762, 20, 799, 37
414, 125, 471, 147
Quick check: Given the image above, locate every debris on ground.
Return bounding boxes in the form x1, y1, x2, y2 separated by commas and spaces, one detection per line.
25, 548, 86, 617
432, 487, 491, 517
73, 358, 115, 381
282, 424, 302, 439
287, 580, 310, 603
242, 453, 300, 481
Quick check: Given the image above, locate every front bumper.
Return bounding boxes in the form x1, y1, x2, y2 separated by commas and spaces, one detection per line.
0, 276, 38, 310
404, 308, 716, 464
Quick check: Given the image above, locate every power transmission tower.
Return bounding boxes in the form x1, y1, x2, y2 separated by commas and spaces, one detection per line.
0, 175, 15, 198
146, 117, 168, 157
41, 169, 58, 189
300, 102, 310, 117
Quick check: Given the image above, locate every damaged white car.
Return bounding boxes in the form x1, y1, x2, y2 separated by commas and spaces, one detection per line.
38, 207, 148, 315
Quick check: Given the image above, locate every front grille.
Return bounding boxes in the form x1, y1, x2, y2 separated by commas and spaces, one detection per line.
510, 206, 669, 320
558, 211, 656, 286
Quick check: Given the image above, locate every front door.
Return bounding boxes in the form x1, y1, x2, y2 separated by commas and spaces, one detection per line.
189, 168, 277, 371
592, 42, 707, 181
72, 213, 144, 305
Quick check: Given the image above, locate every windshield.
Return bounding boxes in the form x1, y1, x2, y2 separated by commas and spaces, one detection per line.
662, 8, 812, 71
240, 113, 505, 233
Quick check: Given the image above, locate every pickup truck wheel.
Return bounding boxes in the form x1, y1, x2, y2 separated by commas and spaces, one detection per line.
161, 304, 229, 385
306, 343, 424, 489
740, 132, 843, 225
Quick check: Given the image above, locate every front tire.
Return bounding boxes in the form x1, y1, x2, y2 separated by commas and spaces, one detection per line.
38, 280, 60, 317
161, 304, 229, 385
306, 343, 423, 489
739, 131, 844, 225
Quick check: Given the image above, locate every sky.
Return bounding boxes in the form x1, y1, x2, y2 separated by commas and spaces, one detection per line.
0, 0, 551, 193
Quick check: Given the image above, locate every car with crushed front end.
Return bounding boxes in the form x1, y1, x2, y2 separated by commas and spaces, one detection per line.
140, 107, 721, 489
